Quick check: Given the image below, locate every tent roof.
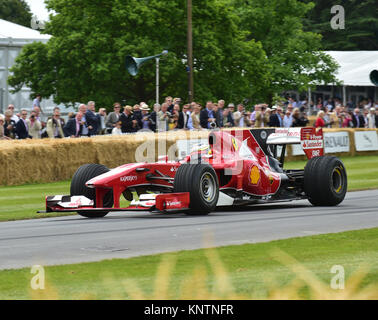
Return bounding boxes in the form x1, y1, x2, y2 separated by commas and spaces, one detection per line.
325, 51, 378, 87
0, 19, 50, 41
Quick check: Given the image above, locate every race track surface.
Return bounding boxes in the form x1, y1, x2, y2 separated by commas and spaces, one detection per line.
0, 190, 377, 270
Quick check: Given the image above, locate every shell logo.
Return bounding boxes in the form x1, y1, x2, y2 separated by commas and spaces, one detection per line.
250, 166, 260, 185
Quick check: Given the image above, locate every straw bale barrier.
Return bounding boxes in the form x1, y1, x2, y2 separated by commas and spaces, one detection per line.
0, 129, 376, 186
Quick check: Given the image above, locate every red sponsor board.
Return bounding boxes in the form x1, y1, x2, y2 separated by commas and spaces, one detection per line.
300, 128, 324, 159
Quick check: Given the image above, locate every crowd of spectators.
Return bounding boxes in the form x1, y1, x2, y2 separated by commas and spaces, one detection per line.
1, 95, 378, 140
313, 97, 378, 129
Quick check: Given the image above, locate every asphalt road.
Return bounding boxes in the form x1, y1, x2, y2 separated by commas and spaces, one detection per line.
0, 190, 377, 270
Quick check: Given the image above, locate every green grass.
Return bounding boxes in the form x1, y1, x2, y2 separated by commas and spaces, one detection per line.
0, 228, 377, 300
0, 155, 377, 222
284, 155, 378, 191
0, 181, 74, 222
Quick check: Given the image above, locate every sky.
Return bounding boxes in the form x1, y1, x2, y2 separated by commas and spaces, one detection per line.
25, 0, 50, 21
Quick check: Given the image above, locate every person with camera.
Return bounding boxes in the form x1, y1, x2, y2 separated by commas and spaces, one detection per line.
3, 110, 17, 139
200, 101, 217, 129
157, 103, 172, 132
120, 105, 139, 133
46, 107, 64, 139
28, 110, 42, 139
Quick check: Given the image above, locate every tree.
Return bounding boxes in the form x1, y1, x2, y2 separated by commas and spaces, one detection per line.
233, 0, 339, 99
9, 0, 270, 107
301, 0, 378, 50
0, 0, 32, 27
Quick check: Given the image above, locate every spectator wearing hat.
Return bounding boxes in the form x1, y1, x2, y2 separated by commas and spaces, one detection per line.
140, 104, 151, 130
120, 106, 139, 133
283, 109, 293, 128
268, 106, 282, 127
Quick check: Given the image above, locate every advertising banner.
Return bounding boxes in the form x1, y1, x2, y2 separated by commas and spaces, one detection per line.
354, 131, 378, 151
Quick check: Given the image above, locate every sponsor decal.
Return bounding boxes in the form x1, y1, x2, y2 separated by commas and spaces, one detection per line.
120, 176, 138, 182
249, 166, 260, 185
269, 175, 274, 185
166, 201, 181, 207
302, 140, 323, 149
312, 149, 321, 157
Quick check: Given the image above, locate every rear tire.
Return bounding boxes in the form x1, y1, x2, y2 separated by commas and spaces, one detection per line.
304, 156, 347, 206
174, 164, 219, 215
70, 164, 114, 218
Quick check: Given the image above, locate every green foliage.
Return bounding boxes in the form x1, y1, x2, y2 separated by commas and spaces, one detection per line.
234, 0, 339, 98
302, 0, 378, 50
8, 0, 339, 107
0, 0, 32, 27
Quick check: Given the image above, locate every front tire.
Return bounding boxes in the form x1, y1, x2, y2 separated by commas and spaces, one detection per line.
174, 164, 219, 215
70, 164, 114, 218
304, 156, 347, 206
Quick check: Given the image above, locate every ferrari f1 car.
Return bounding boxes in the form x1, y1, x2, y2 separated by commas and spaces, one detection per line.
39, 128, 347, 218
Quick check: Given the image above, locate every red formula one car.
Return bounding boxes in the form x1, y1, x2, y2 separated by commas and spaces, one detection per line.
39, 128, 347, 218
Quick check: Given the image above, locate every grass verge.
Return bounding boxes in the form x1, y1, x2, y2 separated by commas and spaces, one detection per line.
0, 228, 377, 300
0, 155, 377, 222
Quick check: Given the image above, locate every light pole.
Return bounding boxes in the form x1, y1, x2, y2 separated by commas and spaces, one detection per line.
187, 0, 194, 103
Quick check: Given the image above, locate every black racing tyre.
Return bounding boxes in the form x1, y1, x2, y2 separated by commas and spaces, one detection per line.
304, 156, 347, 206
174, 164, 219, 215
70, 164, 114, 218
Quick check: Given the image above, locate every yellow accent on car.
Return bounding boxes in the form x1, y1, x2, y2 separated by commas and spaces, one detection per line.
250, 166, 260, 185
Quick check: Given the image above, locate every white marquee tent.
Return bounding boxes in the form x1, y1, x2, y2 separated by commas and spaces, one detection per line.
0, 19, 52, 114
325, 51, 378, 87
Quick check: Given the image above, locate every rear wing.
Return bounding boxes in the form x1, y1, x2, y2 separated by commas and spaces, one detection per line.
267, 127, 324, 159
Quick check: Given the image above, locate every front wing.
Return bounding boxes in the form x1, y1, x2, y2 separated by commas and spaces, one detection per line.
38, 193, 191, 214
